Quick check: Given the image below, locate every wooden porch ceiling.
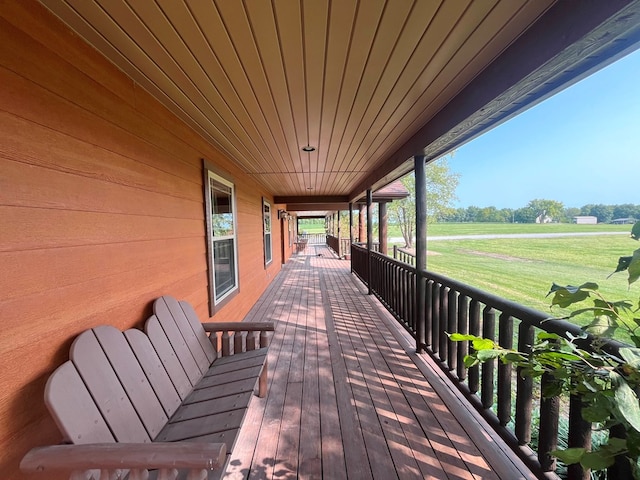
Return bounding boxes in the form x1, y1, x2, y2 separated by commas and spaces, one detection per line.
39, 0, 640, 205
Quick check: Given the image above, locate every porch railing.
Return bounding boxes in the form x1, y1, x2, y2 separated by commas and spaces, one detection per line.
326, 235, 351, 257
298, 233, 326, 244
393, 245, 416, 266
351, 243, 625, 480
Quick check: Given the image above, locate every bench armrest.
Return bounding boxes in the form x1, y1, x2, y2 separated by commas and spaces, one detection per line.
20, 442, 226, 473
202, 322, 274, 332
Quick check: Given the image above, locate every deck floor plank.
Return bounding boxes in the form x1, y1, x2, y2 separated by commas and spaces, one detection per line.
223, 245, 537, 479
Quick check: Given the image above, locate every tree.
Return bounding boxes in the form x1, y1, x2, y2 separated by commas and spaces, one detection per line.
387, 154, 460, 248
585, 204, 614, 223
513, 199, 565, 223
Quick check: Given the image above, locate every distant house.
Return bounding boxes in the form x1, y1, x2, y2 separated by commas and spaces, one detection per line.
573, 216, 598, 224
535, 214, 553, 224
611, 218, 637, 224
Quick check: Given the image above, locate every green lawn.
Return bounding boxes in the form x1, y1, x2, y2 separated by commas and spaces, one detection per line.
385, 223, 638, 331
387, 222, 628, 238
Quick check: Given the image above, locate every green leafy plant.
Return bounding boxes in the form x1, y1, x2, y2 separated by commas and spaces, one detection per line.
451, 222, 640, 476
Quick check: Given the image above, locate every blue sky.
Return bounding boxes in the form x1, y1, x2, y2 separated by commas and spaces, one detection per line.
449, 48, 640, 210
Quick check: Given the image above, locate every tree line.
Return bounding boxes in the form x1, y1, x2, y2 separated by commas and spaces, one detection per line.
440, 200, 640, 224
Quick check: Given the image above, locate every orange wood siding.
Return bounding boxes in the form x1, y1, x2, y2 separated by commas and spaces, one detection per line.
0, 2, 289, 478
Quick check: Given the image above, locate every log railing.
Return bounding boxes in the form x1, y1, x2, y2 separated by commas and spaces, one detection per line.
352, 243, 625, 480
326, 235, 353, 257
393, 245, 416, 266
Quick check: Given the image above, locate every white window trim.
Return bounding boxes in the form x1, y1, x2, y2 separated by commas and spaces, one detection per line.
263, 198, 273, 267
203, 165, 239, 313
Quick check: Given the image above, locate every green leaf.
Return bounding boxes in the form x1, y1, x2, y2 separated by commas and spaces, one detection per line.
548, 283, 598, 308
585, 315, 618, 336
476, 349, 502, 362
537, 332, 561, 341
629, 248, 640, 285
552, 448, 585, 465
631, 221, 640, 241
606, 437, 628, 453
582, 403, 611, 423
449, 333, 480, 342
503, 352, 526, 363
613, 374, 640, 433
581, 451, 616, 470
621, 348, 640, 369
612, 256, 633, 275
471, 338, 495, 351
463, 355, 478, 368
542, 381, 564, 398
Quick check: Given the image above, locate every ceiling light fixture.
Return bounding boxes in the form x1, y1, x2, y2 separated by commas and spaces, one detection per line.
302, 145, 316, 152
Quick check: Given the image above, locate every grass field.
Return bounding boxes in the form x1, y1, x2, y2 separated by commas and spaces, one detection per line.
390, 223, 639, 328
388, 222, 628, 238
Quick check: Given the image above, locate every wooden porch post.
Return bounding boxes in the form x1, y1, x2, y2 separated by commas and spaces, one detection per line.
359, 204, 366, 242
378, 201, 388, 256
337, 210, 341, 256
415, 155, 427, 353
349, 202, 354, 272
366, 188, 373, 295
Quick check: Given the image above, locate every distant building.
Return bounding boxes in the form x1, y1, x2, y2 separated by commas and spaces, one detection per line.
573, 216, 598, 224
611, 218, 637, 224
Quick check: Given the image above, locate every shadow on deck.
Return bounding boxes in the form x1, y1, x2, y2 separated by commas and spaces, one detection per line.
223, 246, 536, 479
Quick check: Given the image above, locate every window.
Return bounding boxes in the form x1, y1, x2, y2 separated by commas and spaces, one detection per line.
263, 199, 272, 266
204, 166, 239, 311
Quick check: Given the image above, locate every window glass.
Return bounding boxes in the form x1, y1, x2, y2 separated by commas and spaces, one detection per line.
263, 200, 272, 265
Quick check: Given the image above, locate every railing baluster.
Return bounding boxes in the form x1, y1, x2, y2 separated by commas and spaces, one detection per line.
456, 294, 469, 381
425, 280, 433, 350
497, 313, 513, 426
468, 299, 480, 394
431, 283, 440, 355
568, 394, 591, 480
447, 288, 457, 371
481, 307, 496, 409
439, 285, 448, 363
538, 371, 560, 472
515, 324, 534, 444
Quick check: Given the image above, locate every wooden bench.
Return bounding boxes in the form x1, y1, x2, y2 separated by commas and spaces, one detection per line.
20, 295, 274, 480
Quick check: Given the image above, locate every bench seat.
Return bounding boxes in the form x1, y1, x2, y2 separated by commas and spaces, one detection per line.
20, 296, 274, 480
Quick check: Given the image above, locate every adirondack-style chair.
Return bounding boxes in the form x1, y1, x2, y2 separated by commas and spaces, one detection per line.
20, 295, 274, 479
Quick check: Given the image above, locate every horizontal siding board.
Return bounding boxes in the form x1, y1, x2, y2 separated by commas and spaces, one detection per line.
0, 207, 202, 252
0, 156, 202, 217
0, 70, 202, 195
1, 238, 204, 302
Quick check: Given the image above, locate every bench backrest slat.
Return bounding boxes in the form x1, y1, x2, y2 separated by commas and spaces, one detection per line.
44, 361, 114, 444
154, 296, 212, 373
152, 300, 203, 383
93, 326, 168, 440
146, 315, 194, 400
124, 329, 182, 419
70, 330, 151, 443
178, 300, 217, 363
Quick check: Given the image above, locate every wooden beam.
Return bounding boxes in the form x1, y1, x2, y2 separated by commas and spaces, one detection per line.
285, 203, 348, 212
348, 0, 640, 202
275, 195, 349, 204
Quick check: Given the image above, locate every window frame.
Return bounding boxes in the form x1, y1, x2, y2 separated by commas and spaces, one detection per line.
263, 198, 273, 267
203, 161, 239, 314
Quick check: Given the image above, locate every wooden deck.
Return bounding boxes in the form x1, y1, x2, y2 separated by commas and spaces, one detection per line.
223, 246, 536, 479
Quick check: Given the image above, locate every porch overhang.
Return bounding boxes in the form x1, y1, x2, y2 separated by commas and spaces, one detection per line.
37, 0, 640, 209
